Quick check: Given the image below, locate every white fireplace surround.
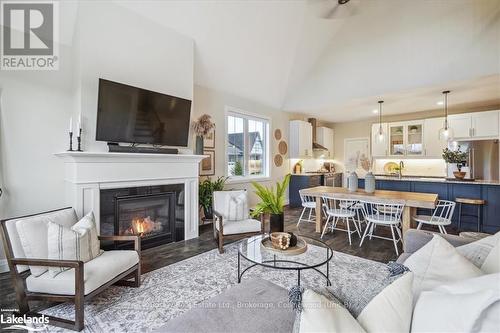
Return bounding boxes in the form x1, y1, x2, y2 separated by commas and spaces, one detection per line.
55, 152, 205, 240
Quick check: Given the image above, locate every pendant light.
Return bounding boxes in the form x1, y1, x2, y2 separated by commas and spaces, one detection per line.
438, 90, 454, 141
375, 100, 385, 143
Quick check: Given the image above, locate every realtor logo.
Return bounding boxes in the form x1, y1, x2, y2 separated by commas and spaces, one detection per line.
1, 1, 59, 70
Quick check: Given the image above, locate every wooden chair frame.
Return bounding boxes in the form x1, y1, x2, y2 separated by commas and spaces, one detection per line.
0, 208, 142, 332
213, 210, 265, 254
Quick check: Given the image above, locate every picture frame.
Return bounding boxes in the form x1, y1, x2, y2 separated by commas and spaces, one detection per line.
204, 128, 215, 149
344, 137, 371, 174
199, 150, 215, 176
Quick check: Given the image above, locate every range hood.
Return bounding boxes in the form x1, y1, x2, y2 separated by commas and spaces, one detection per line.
308, 118, 328, 151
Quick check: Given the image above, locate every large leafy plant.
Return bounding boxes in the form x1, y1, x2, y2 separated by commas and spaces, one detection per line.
251, 174, 291, 217
442, 146, 468, 171
199, 176, 228, 211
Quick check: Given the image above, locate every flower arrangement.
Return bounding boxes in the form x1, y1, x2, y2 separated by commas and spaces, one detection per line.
192, 114, 215, 137
442, 146, 468, 172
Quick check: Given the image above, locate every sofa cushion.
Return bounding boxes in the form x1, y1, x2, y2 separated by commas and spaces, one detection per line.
482, 241, 500, 274
300, 289, 365, 333
405, 234, 483, 299
412, 273, 500, 333
26, 250, 139, 295
357, 272, 414, 333
217, 218, 261, 235
456, 231, 499, 268
15, 208, 78, 276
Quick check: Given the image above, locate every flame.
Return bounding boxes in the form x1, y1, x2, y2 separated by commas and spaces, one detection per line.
125, 216, 162, 237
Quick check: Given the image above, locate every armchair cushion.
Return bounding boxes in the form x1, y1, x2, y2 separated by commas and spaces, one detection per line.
15, 208, 78, 276
213, 190, 249, 221
216, 218, 261, 235
26, 250, 139, 296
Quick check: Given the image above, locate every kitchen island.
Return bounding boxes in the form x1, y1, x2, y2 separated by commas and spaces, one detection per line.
358, 176, 500, 233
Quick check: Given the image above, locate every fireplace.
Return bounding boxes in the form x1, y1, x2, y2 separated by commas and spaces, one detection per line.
100, 184, 185, 249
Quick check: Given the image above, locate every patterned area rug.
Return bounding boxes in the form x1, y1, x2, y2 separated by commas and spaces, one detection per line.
36, 242, 387, 332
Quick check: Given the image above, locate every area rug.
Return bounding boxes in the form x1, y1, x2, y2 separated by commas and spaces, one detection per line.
37, 242, 387, 332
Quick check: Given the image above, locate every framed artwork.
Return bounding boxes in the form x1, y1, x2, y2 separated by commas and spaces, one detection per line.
200, 150, 215, 176
204, 128, 215, 149
344, 137, 371, 174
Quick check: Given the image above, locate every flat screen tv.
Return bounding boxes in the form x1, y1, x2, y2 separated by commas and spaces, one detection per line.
96, 79, 192, 146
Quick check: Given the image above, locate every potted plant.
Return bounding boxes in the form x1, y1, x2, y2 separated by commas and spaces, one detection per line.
442, 146, 468, 179
199, 176, 227, 220
251, 174, 291, 232
192, 114, 215, 155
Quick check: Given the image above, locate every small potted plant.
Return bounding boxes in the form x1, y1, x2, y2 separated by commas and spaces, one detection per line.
251, 174, 291, 232
192, 114, 215, 155
199, 176, 227, 220
442, 146, 468, 179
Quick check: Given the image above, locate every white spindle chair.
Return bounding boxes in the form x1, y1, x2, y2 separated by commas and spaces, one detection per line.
359, 199, 405, 255
340, 201, 365, 232
321, 196, 361, 245
413, 200, 456, 234
297, 190, 317, 227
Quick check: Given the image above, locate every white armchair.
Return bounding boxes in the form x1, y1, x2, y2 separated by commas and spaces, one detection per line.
0, 207, 141, 331
212, 190, 264, 253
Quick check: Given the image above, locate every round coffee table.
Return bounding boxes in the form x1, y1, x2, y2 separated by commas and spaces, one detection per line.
238, 234, 333, 286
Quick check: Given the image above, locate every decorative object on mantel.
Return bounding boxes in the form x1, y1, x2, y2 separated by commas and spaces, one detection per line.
199, 176, 227, 220
442, 146, 468, 179
261, 232, 307, 255
68, 117, 74, 151
274, 128, 282, 140
199, 150, 215, 176
76, 113, 83, 152
278, 141, 288, 155
274, 154, 283, 167
438, 90, 454, 142
192, 114, 216, 155
251, 174, 291, 232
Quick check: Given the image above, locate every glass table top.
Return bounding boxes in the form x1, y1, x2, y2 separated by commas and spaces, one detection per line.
238, 234, 333, 270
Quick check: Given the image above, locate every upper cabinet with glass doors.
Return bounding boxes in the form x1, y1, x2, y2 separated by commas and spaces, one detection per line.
388, 121, 424, 157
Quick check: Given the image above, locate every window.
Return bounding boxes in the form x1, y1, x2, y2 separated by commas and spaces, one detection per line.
226, 108, 269, 180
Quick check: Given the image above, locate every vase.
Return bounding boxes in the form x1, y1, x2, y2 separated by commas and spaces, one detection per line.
270, 213, 284, 232
348, 171, 358, 192
365, 172, 376, 193
203, 206, 213, 220
195, 136, 204, 155
453, 171, 466, 180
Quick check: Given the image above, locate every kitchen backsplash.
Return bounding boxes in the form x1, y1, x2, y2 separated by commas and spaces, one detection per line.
373, 159, 446, 177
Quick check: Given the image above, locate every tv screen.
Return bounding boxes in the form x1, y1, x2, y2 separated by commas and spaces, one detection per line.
96, 79, 192, 146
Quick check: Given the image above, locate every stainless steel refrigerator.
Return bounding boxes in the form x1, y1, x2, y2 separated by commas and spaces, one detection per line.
448, 140, 499, 181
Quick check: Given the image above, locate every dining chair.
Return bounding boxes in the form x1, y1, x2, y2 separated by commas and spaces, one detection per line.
359, 199, 405, 255
413, 200, 456, 234
297, 190, 318, 227
340, 201, 365, 232
321, 196, 361, 245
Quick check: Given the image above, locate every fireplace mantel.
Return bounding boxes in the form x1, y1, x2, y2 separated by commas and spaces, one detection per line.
55, 151, 205, 240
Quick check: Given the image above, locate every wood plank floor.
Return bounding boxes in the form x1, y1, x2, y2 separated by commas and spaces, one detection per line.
0, 206, 406, 313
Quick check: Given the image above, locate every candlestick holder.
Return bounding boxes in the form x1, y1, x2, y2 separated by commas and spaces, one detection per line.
77, 128, 83, 152
68, 131, 74, 151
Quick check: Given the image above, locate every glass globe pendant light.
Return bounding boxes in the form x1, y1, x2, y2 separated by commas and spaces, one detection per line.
375, 100, 385, 143
439, 90, 454, 141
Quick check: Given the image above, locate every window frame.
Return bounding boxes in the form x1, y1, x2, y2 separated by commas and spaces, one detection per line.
224, 106, 271, 184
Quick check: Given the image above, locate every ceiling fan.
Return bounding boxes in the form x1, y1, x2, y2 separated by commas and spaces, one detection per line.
314, 0, 359, 20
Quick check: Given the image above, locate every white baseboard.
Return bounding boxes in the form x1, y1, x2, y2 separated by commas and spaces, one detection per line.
0, 259, 9, 273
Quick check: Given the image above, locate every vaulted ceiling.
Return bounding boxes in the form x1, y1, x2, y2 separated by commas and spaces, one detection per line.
106, 1, 500, 121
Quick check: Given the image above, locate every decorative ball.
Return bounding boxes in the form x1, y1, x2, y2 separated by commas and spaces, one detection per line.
288, 232, 298, 247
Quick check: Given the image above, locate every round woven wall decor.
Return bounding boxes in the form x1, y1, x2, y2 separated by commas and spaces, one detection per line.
274, 154, 283, 167
274, 129, 282, 140
278, 141, 288, 155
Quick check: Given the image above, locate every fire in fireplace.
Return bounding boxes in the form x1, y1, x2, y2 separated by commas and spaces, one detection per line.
125, 216, 163, 237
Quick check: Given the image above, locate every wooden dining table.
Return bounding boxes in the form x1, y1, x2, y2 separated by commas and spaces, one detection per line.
299, 186, 438, 241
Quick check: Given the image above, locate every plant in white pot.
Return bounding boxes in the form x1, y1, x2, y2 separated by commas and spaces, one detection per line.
251, 174, 291, 232
192, 114, 215, 155
442, 146, 468, 179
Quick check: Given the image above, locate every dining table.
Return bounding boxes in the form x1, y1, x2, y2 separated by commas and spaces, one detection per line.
299, 186, 439, 242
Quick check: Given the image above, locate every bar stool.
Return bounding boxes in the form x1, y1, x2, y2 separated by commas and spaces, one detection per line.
456, 198, 486, 232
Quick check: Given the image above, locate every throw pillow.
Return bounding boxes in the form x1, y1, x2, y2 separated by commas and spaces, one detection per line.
357, 272, 414, 333
72, 211, 100, 259
412, 273, 500, 332
404, 234, 483, 298
224, 191, 248, 221
481, 241, 500, 273
456, 231, 499, 268
299, 289, 366, 333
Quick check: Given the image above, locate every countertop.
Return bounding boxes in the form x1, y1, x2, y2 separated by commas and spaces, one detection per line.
360, 174, 500, 186
291, 172, 341, 176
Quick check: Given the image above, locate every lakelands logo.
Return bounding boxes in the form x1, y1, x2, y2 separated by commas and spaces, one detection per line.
0, 0, 59, 70
0, 313, 49, 331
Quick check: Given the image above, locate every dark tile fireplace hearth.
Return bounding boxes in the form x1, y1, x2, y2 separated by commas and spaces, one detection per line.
100, 184, 185, 250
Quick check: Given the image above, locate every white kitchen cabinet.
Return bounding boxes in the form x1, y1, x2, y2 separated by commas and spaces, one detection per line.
371, 123, 388, 157
424, 117, 447, 157
448, 111, 499, 139
289, 120, 313, 158
386, 120, 424, 157
316, 126, 334, 158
